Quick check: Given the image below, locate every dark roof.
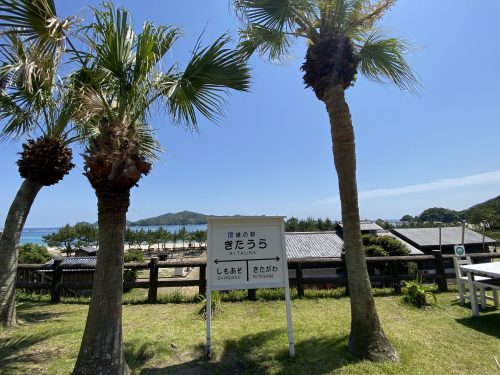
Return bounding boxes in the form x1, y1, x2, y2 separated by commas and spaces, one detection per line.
44, 256, 97, 269
338, 221, 383, 232
375, 231, 423, 255
285, 232, 344, 259
392, 227, 496, 248
77, 247, 98, 254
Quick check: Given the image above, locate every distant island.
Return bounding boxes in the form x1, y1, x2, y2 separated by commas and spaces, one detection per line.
128, 210, 207, 226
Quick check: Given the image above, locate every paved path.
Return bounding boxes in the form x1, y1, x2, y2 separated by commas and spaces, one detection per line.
157, 266, 200, 296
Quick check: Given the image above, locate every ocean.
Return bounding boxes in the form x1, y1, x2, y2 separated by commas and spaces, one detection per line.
15, 224, 208, 246
11, 220, 404, 245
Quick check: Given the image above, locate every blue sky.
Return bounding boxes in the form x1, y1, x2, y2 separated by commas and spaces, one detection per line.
1, 0, 499, 228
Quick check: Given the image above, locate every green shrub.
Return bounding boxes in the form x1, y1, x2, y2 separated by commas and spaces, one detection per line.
198, 291, 222, 318
124, 249, 144, 262
18, 243, 51, 264
362, 234, 409, 256
123, 249, 144, 291
156, 291, 198, 304
364, 245, 387, 257
402, 277, 436, 308
258, 288, 286, 301
377, 236, 410, 256
220, 290, 247, 302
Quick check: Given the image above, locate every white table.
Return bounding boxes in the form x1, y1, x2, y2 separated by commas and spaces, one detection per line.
460, 262, 500, 316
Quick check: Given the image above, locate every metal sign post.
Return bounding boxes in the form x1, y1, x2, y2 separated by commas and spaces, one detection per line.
205, 216, 294, 359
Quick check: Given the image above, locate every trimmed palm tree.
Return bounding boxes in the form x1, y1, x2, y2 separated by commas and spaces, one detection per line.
71, 4, 250, 373
234, 0, 419, 361
0, 0, 78, 327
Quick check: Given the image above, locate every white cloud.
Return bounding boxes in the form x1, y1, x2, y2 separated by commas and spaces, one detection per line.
317, 170, 500, 205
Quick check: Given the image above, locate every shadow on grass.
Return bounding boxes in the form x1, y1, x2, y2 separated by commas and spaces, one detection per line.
0, 333, 51, 373
456, 313, 500, 339
17, 310, 65, 324
140, 329, 353, 374
125, 342, 158, 370
17, 294, 91, 305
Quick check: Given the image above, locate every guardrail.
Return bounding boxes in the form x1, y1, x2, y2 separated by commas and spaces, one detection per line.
16, 251, 500, 302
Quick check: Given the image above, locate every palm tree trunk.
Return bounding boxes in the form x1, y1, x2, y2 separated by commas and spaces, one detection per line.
324, 84, 398, 362
0, 179, 43, 327
73, 187, 130, 374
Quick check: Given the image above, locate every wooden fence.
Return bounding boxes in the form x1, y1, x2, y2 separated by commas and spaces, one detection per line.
16, 251, 500, 303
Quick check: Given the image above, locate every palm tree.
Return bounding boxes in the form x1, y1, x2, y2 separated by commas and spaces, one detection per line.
234, 0, 419, 361
0, 0, 78, 327
71, 4, 250, 373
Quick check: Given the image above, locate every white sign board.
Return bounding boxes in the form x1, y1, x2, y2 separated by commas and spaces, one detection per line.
454, 244, 466, 257
207, 216, 287, 290
205, 216, 294, 359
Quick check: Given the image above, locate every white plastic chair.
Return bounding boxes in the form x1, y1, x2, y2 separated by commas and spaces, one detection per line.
473, 277, 499, 308
453, 256, 491, 308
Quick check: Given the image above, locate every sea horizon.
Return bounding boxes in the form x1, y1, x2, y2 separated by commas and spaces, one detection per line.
4, 220, 405, 246
8, 224, 208, 246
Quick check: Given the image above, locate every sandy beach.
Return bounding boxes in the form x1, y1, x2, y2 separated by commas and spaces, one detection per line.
47, 242, 205, 257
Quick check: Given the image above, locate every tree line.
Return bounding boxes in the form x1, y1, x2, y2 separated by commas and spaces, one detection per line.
125, 227, 207, 251
42, 223, 207, 254
284, 217, 338, 232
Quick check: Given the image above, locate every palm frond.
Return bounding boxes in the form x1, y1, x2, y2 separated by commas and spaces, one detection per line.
235, 0, 314, 31
318, 0, 350, 31
159, 34, 250, 127
234, 0, 318, 59
84, 3, 134, 84
0, 33, 59, 137
348, 0, 396, 30
133, 122, 163, 161
0, 0, 74, 54
0, 92, 36, 138
358, 30, 420, 93
0, 34, 56, 91
47, 85, 80, 140
238, 24, 293, 61
133, 23, 180, 85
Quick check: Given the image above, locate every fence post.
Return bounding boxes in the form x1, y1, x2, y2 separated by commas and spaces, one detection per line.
247, 289, 257, 301
389, 261, 402, 294
296, 264, 304, 299
199, 264, 207, 296
148, 256, 159, 303
432, 250, 448, 292
50, 259, 62, 303
341, 253, 349, 296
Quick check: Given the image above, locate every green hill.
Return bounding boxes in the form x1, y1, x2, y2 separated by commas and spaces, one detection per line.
461, 195, 500, 227
414, 195, 500, 229
129, 211, 207, 226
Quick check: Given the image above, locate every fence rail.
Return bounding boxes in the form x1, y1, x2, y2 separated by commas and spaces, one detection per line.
16, 251, 500, 302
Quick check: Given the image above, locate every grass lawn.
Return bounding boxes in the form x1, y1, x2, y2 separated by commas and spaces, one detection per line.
0, 290, 499, 374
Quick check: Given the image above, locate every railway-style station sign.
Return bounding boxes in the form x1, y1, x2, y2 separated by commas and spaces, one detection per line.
205, 216, 294, 358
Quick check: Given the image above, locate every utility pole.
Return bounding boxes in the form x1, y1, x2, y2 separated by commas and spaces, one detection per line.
461, 220, 466, 246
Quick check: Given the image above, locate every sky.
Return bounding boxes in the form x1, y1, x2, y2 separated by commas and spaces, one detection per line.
1, 0, 499, 228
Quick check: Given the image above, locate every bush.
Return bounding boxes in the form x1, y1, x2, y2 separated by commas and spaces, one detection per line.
198, 291, 222, 318
402, 277, 436, 308
18, 243, 51, 264
362, 234, 409, 256
124, 248, 144, 262
377, 236, 410, 256
123, 249, 144, 292
364, 245, 387, 257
